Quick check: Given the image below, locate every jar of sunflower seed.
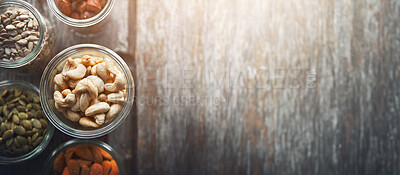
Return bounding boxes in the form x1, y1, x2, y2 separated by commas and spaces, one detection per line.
0, 80, 54, 165
0, 0, 56, 75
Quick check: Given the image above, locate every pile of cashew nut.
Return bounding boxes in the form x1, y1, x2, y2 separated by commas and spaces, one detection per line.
53, 55, 127, 128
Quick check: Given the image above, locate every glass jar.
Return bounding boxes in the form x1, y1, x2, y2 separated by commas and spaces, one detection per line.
42, 139, 125, 175
47, 0, 115, 37
40, 44, 134, 139
0, 0, 56, 75
0, 80, 54, 165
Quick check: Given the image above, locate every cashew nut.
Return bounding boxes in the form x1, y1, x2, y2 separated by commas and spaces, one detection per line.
104, 58, 120, 75
85, 102, 110, 116
73, 78, 98, 98
86, 75, 104, 93
62, 57, 77, 73
96, 62, 113, 82
91, 65, 97, 75
80, 92, 92, 112
54, 91, 76, 107
104, 73, 127, 92
106, 104, 123, 123
54, 74, 69, 89
71, 94, 81, 112
107, 91, 125, 103
61, 89, 72, 96
82, 55, 96, 67
79, 117, 99, 128
98, 94, 107, 102
67, 79, 79, 89
94, 113, 105, 125
66, 109, 81, 122
63, 64, 86, 80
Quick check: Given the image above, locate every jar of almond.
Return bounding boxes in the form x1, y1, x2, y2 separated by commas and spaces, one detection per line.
0, 0, 56, 75
47, 0, 114, 37
40, 44, 134, 139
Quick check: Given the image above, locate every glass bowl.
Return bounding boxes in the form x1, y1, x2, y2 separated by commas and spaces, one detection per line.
40, 44, 134, 139
42, 139, 125, 175
0, 80, 54, 165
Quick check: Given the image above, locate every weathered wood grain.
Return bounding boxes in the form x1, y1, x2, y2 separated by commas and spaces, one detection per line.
136, 0, 400, 175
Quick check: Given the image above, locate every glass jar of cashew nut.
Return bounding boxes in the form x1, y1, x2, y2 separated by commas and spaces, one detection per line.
40, 44, 134, 139
0, 0, 56, 75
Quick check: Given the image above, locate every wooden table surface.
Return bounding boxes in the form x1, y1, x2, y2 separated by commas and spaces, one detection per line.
1, 0, 400, 175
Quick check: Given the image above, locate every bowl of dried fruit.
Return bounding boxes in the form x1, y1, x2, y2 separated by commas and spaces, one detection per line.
40, 44, 134, 139
0, 80, 54, 165
43, 139, 123, 175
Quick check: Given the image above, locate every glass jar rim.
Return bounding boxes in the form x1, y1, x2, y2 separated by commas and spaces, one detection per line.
0, 0, 46, 69
0, 80, 55, 165
42, 139, 125, 175
47, 0, 115, 28
40, 44, 134, 139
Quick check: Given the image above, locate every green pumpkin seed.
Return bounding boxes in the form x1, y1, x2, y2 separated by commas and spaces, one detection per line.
32, 104, 41, 110
22, 120, 31, 129
31, 119, 41, 129
16, 136, 27, 146
16, 106, 26, 112
39, 119, 48, 129
21, 145, 28, 153
13, 126, 25, 135
12, 114, 19, 124
26, 103, 32, 110
18, 100, 26, 106
18, 112, 28, 120
31, 132, 38, 142
14, 89, 22, 97
0, 98, 4, 105
32, 136, 42, 147
2, 130, 13, 140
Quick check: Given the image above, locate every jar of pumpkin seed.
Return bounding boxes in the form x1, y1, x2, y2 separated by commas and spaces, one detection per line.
0, 80, 54, 165
0, 0, 56, 75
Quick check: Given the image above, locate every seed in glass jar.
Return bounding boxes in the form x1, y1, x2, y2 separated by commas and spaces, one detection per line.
31, 119, 41, 129
13, 126, 25, 135
2, 130, 13, 140
39, 119, 48, 128
31, 132, 38, 142
27, 42, 34, 50
12, 114, 19, 124
5, 25, 16, 30
16, 22, 25, 29
10, 48, 17, 54
22, 120, 31, 129
8, 30, 18, 37
26, 35, 38, 41
12, 35, 22, 41
0, 49, 4, 56
18, 112, 28, 120
16, 39, 27, 45
5, 48, 11, 55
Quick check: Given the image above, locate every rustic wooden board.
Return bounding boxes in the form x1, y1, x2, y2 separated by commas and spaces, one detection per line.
136, 0, 400, 175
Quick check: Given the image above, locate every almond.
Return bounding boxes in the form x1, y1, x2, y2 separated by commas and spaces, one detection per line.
64, 148, 75, 163
90, 163, 103, 175
90, 146, 103, 163
81, 11, 96, 19
102, 160, 112, 175
58, 0, 73, 16
54, 152, 66, 175
100, 149, 112, 160
81, 165, 90, 175
75, 145, 93, 161
86, 0, 102, 13
77, 1, 87, 13
70, 12, 81, 19
109, 160, 119, 175
63, 167, 71, 175
67, 159, 81, 175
